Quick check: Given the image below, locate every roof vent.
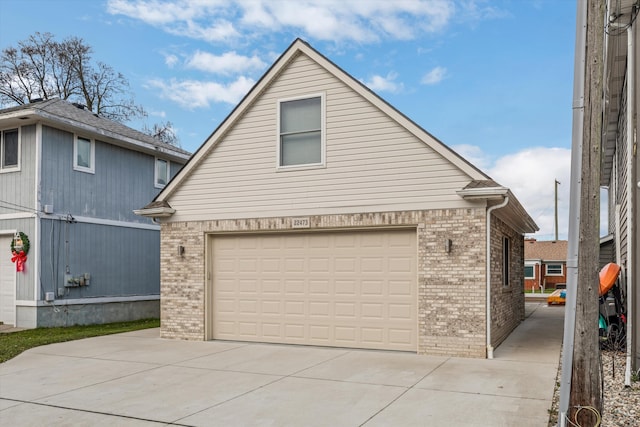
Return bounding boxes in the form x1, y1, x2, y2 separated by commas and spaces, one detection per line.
29, 97, 43, 103
72, 102, 87, 110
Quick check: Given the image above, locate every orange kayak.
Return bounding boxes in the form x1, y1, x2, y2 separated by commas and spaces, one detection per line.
599, 262, 621, 296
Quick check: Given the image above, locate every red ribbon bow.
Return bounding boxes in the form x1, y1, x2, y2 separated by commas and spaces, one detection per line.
11, 250, 27, 272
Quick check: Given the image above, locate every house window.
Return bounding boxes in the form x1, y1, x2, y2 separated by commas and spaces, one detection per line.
546, 264, 564, 276
524, 265, 535, 279
1, 128, 19, 171
155, 158, 169, 188
74, 135, 94, 173
278, 94, 324, 168
502, 237, 510, 286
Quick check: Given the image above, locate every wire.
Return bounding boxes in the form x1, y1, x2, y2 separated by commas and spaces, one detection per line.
0, 199, 38, 214
606, 2, 639, 36
563, 405, 602, 427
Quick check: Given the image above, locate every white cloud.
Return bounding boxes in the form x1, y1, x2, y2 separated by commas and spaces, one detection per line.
487, 147, 571, 240
146, 76, 255, 108
163, 53, 179, 68
421, 66, 447, 85
107, 0, 457, 43
149, 110, 166, 118
186, 50, 266, 75
451, 143, 491, 170
362, 72, 403, 93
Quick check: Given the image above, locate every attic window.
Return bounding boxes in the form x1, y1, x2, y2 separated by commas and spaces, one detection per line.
74, 135, 95, 174
277, 94, 325, 169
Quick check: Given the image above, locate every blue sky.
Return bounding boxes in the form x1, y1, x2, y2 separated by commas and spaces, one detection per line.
0, 0, 578, 239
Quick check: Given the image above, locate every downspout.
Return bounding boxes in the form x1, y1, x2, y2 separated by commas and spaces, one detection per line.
559, 0, 587, 424
486, 195, 509, 359
624, 20, 634, 388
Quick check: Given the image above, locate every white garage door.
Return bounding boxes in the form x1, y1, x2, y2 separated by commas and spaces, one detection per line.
210, 229, 417, 351
0, 235, 16, 326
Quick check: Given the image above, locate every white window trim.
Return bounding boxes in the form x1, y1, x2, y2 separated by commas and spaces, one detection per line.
545, 263, 564, 276
154, 157, 170, 189
0, 127, 21, 173
73, 135, 95, 174
276, 92, 326, 171
524, 263, 536, 280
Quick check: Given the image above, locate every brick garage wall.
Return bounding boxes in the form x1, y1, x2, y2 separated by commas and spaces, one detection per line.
489, 215, 525, 348
160, 208, 488, 357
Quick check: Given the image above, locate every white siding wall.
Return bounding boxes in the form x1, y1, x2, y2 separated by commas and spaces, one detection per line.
168, 53, 478, 222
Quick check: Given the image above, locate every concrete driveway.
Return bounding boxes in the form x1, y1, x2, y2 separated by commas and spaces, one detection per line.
0, 302, 563, 426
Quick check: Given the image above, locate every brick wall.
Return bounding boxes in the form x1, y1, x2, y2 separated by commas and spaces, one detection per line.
159, 208, 511, 358
490, 216, 525, 348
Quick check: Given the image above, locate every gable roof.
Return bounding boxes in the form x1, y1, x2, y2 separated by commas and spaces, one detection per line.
141, 38, 537, 234
156, 38, 490, 201
0, 98, 190, 161
524, 239, 568, 262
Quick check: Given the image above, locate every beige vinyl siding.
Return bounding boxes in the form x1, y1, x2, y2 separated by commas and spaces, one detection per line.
168, 53, 477, 222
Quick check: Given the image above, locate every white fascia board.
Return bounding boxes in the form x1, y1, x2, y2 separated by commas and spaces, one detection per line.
456, 187, 510, 200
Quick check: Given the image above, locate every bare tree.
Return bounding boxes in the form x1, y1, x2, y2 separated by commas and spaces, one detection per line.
0, 32, 145, 122
143, 121, 181, 147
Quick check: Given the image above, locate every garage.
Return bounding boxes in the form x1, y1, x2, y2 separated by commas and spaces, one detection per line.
208, 228, 417, 352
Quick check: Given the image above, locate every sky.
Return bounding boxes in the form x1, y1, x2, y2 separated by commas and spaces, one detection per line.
0, 0, 582, 240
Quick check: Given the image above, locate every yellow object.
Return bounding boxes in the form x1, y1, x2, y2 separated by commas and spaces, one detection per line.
547, 289, 566, 305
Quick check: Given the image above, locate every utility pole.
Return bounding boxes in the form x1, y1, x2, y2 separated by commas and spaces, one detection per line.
555, 179, 560, 241
569, 0, 604, 424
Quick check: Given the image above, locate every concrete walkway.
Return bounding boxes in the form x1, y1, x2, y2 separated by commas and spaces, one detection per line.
0, 303, 564, 426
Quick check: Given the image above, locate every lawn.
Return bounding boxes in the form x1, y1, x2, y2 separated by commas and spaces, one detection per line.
524, 289, 556, 294
0, 318, 159, 363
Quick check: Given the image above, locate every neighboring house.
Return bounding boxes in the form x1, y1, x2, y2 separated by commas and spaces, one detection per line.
136, 39, 538, 358
0, 99, 190, 328
524, 239, 568, 292
600, 0, 639, 371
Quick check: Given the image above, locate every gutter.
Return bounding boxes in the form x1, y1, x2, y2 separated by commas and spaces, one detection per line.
485, 195, 509, 359
624, 19, 635, 388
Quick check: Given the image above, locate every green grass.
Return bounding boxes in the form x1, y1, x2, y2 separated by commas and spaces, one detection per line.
0, 318, 159, 363
524, 289, 557, 294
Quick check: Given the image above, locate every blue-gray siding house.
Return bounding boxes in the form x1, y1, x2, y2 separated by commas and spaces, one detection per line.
0, 99, 190, 328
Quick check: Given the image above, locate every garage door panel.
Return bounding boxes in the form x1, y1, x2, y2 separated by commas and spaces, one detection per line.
335, 302, 356, 318
261, 279, 281, 294
285, 324, 305, 339
211, 229, 416, 352
262, 300, 281, 314
309, 301, 330, 316
309, 325, 330, 341
285, 280, 305, 294
285, 301, 304, 315
309, 280, 330, 295
361, 280, 383, 295
389, 303, 412, 319
262, 323, 281, 338
238, 322, 258, 337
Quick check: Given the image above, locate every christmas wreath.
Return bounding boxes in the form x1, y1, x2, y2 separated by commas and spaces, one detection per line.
11, 232, 29, 272
11, 232, 30, 255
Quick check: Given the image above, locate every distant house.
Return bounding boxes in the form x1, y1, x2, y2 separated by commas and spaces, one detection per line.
599, 0, 639, 372
524, 239, 568, 292
0, 99, 190, 328
136, 39, 538, 358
